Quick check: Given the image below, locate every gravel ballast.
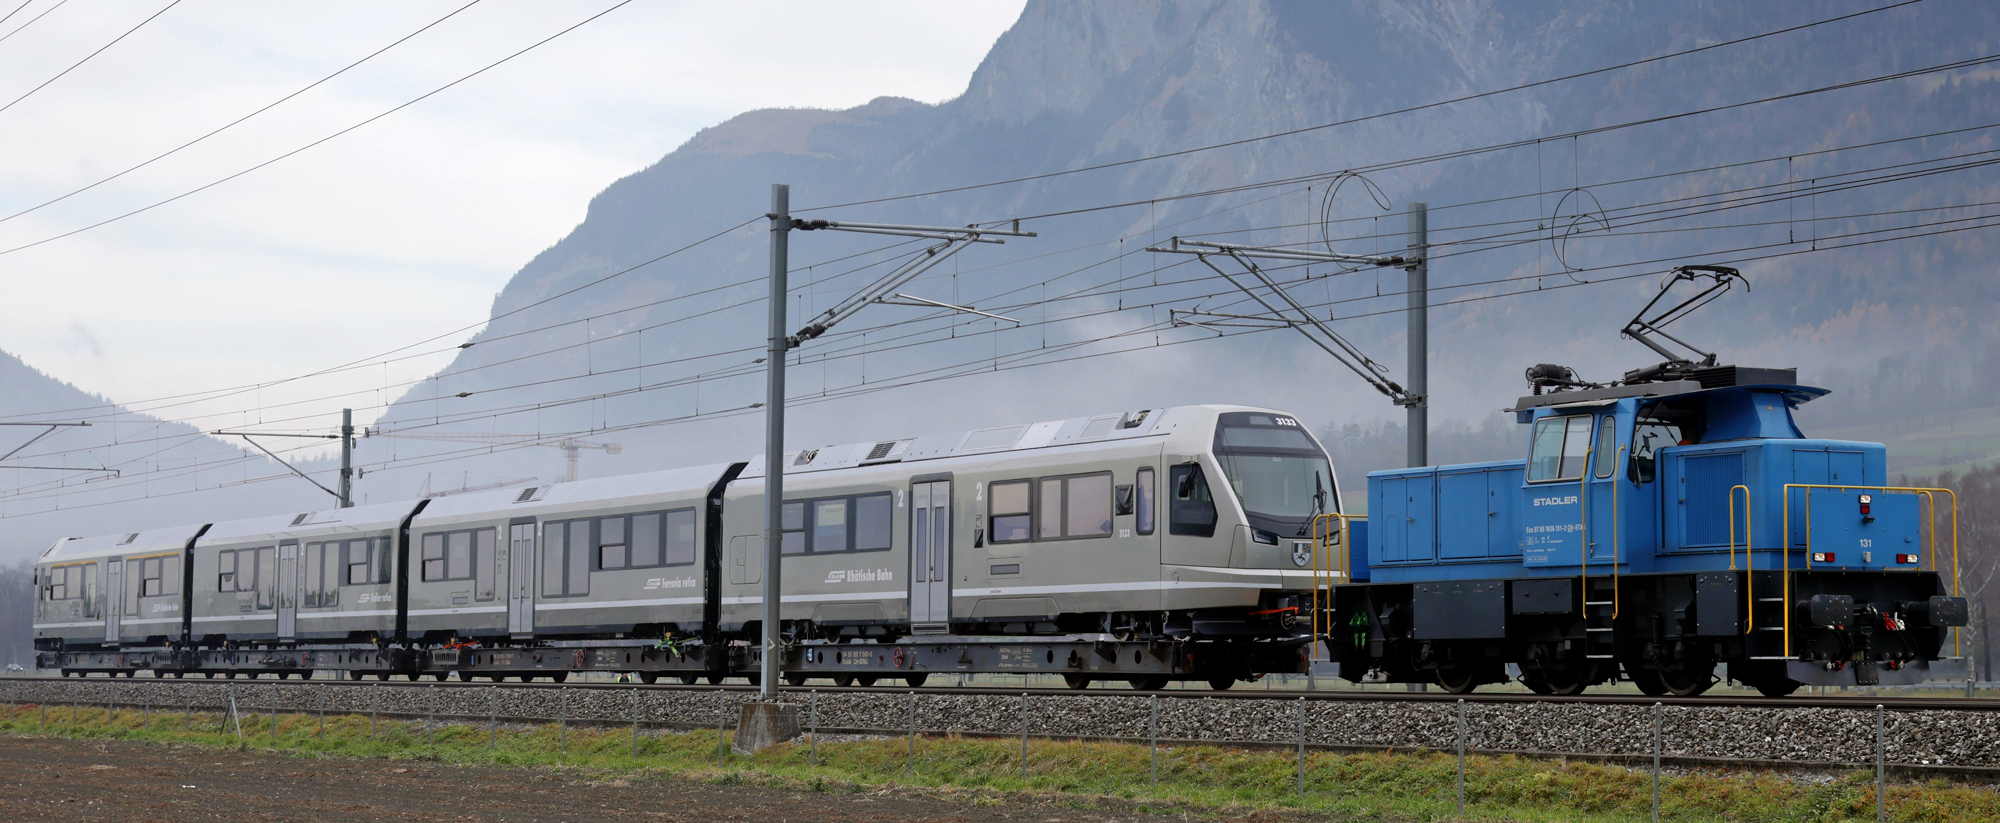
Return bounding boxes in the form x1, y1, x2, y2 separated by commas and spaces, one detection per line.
8, 678, 1994, 769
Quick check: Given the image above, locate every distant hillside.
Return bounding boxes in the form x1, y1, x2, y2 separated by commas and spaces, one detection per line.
340, 0, 2000, 495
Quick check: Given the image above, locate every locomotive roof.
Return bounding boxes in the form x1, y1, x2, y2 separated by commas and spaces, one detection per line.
195, 498, 426, 547
40, 522, 207, 564
410, 462, 737, 527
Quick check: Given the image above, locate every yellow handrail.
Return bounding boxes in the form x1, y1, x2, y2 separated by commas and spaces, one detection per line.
1309, 512, 1366, 663
1612, 445, 1624, 618
1778, 483, 1960, 658
1728, 484, 1752, 632
1580, 446, 1592, 610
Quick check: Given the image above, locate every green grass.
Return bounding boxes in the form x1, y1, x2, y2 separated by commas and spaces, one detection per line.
2, 702, 1994, 822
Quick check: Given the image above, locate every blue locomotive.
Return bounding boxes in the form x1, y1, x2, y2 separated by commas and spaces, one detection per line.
1326, 267, 1970, 696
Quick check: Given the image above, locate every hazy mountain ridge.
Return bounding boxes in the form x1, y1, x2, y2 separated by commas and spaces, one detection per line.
6, 0, 2000, 561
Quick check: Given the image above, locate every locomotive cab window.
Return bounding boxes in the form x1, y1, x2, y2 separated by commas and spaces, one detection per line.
1169, 463, 1217, 537
1628, 416, 1683, 484
1593, 416, 1618, 479
1211, 411, 1335, 536
1527, 414, 1595, 482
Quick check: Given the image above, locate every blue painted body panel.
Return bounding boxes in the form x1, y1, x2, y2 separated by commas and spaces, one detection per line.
1356, 383, 1925, 584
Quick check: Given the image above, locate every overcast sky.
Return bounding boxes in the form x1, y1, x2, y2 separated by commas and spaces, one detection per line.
0, 0, 1026, 427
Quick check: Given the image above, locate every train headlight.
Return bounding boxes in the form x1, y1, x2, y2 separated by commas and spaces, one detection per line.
1811, 552, 1836, 563
1859, 494, 1874, 523
1895, 553, 1919, 564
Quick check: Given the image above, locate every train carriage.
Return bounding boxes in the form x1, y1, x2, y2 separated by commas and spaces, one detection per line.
188, 500, 421, 646
715, 405, 1340, 644
403, 463, 741, 644
34, 525, 206, 651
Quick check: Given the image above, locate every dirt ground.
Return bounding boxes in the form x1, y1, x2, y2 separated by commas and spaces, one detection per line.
0, 735, 1226, 822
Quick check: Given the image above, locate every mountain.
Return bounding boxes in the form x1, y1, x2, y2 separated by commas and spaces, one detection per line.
6, 0, 2000, 560
340, 0, 2000, 501
0, 348, 333, 564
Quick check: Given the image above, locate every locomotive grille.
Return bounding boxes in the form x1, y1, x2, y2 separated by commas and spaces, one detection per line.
866, 441, 895, 460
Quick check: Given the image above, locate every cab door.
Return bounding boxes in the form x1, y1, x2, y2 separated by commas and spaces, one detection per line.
909, 478, 952, 629
508, 520, 536, 637
103, 559, 123, 645
276, 542, 300, 639
1583, 414, 1623, 567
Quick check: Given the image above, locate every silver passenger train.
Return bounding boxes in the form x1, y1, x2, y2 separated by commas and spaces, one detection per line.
34, 405, 1338, 686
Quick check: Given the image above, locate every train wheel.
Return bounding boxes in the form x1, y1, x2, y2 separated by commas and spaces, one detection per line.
784, 673, 809, 687
1063, 674, 1092, 690
744, 672, 761, 688
640, 672, 661, 685
705, 674, 724, 685
1630, 670, 1670, 696
680, 675, 700, 685
1205, 677, 1235, 692
904, 673, 928, 688
517, 675, 534, 682
348, 671, 363, 681
1435, 668, 1480, 695
1660, 668, 1715, 697
203, 672, 216, 679
550, 672, 568, 684
1520, 672, 1586, 696
1127, 675, 1169, 691
832, 675, 855, 688
855, 676, 878, 687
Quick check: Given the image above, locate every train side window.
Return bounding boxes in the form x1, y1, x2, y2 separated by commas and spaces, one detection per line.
344, 540, 372, 586
1168, 464, 1217, 538
598, 516, 628, 570
473, 528, 496, 601
218, 551, 238, 592
1135, 467, 1156, 535
854, 493, 892, 551
44, 567, 62, 600
422, 533, 446, 581
781, 502, 806, 555
255, 547, 276, 609
542, 522, 567, 597
124, 564, 140, 617
665, 509, 698, 565
1593, 417, 1618, 479
630, 513, 661, 567
376, 538, 392, 585
813, 499, 849, 553
446, 531, 473, 580
1527, 414, 1594, 482
303, 544, 321, 605
989, 480, 1032, 543
1037, 480, 1062, 539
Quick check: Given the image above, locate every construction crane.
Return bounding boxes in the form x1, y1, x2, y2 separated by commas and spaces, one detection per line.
368, 430, 622, 483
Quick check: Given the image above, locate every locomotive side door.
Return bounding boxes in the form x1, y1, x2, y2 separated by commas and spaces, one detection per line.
103, 559, 122, 645
276, 541, 299, 640
1584, 414, 1623, 567
909, 478, 952, 628
508, 520, 536, 637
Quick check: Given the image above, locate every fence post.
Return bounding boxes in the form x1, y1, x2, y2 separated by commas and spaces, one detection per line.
715, 689, 726, 766
1877, 704, 1886, 823
1019, 692, 1028, 781
428, 684, 437, 749
1652, 702, 1662, 823
907, 690, 916, 777
370, 683, 379, 740
631, 687, 639, 759
317, 685, 325, 741
1455, 699, 1466, 816
269, 684, 277, 746
1149, 694, 1158, 789
144, 686, 151, 730
489, 685, 497, 750
808, 690, 818, 766
1296, 697, 1305, 796
559, 687, 567, 756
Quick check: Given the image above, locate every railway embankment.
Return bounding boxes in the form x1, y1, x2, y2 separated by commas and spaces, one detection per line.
8, 677, 1999, 775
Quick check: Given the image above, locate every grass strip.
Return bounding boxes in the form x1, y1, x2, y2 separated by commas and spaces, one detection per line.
1, 703, 1993, 822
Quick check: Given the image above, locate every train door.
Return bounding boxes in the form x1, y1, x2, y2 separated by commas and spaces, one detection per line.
276, 541, 299, 640
909, 479, 951, 627
1583, 414, 1622, 566
103, 559, 122, 644
508, 520, 536, 636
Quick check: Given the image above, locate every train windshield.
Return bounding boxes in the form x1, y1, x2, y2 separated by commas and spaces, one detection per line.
1212, 412, 1335, 533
